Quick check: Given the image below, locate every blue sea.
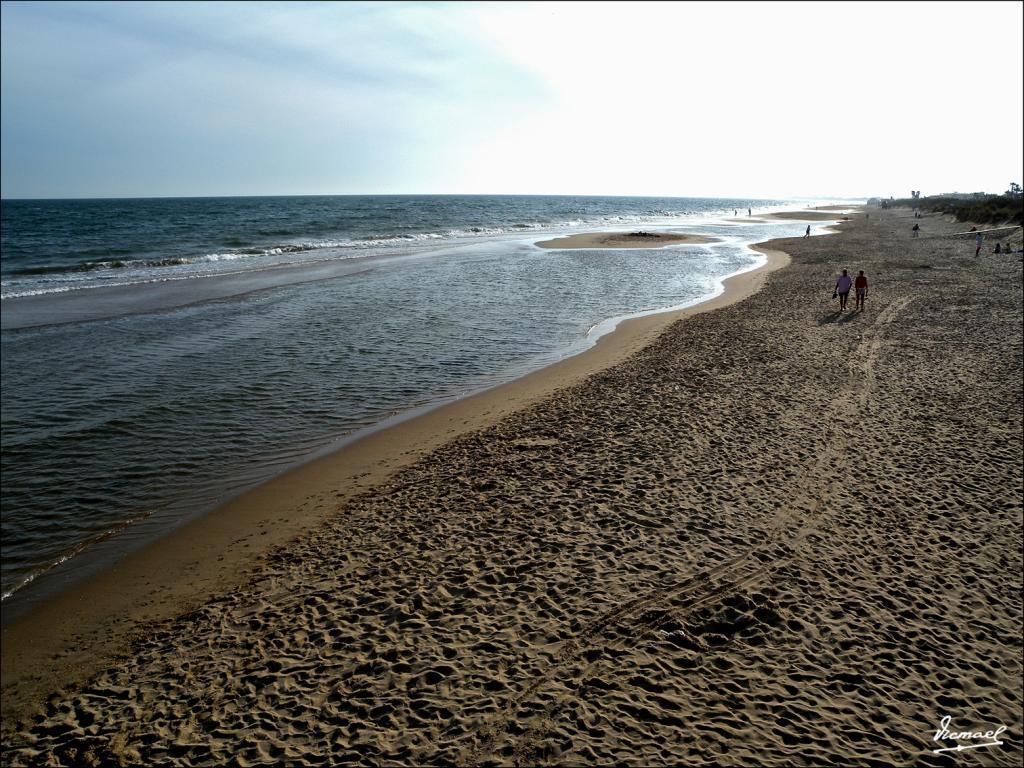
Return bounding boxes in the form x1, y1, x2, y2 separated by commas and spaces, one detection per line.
0, 194, 846, 617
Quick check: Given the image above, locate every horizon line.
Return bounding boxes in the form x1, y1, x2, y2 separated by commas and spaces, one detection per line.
1, 192, 872, 203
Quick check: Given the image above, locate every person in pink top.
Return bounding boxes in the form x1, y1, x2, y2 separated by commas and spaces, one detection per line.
833, 268, 853, 311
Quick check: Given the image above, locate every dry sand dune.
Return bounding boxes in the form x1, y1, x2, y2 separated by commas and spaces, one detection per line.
2, 207, 1022, 767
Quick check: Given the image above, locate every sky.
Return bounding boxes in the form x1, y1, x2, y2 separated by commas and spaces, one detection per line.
2, 0, 1022, 200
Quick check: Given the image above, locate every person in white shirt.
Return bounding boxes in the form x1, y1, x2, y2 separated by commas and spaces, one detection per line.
834, 269, 853, 311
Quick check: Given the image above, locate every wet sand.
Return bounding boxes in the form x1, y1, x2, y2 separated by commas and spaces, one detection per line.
2, 207, 1022, 766
1, 241, 789, 740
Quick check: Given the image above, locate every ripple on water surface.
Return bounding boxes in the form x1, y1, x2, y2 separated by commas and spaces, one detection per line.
1, 216, 816, 605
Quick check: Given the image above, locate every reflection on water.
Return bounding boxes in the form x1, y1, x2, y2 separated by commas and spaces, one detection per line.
0, 217, 817, 608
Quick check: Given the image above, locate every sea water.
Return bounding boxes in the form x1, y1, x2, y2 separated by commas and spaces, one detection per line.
0, 194, 847, 617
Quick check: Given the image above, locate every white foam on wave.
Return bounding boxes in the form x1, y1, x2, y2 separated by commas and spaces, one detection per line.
1, 202, 821, 301
1, 513, 152, 602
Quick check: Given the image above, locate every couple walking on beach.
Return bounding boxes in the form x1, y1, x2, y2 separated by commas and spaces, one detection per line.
833, 268, 868, 312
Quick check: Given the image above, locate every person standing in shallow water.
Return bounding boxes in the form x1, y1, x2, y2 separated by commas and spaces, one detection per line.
834, 269, 853, 311
854, 270, 868, 311
805, 225, 811, 238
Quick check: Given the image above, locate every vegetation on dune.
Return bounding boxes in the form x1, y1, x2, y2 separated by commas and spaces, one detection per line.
890, 183, 1023, 226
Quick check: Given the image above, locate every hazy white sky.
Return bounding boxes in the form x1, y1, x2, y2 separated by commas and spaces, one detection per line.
2, 1, 1022, 199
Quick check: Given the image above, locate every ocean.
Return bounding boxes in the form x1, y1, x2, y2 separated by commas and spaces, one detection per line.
0, 194, 841, 618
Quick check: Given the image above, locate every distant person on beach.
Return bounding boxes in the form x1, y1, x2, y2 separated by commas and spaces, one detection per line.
747, 208, 751, 217
854, 270, 868, 311
805, 225, 811, 237
975, 232, 983, 257
833, 269, 853, 311
912, 223, 919, 237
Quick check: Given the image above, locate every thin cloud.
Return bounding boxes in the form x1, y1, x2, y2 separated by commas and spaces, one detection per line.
2, 1, 1021, 198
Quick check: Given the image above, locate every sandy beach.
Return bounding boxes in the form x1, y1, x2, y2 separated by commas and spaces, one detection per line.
2, 206, 1022, 766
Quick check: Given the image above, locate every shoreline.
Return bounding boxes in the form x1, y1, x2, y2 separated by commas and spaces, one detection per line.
1, 238, 792, 725
4, 204, 1021, 765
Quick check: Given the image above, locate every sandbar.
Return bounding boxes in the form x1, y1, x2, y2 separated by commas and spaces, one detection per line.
760, 210, 850, 220
535, 231, 717, 249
